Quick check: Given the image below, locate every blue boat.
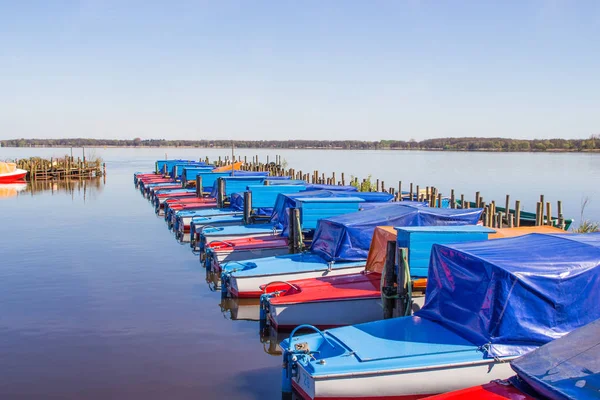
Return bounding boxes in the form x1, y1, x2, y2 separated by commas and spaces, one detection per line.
224, 203, 483, 298
281, 233, 600, 399
179, 184, 308, 238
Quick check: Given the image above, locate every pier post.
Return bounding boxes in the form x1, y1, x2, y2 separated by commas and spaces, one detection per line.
244, 191, 252, 225
515, 201, 521, 227
382, 241, 397, 320
196, 176, 203, 197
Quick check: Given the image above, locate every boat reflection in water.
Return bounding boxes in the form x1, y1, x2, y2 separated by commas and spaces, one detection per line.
220, 297, 261, 322
205, 269, 221, 293
1, 178, 105, 200
0, 183, 28, 199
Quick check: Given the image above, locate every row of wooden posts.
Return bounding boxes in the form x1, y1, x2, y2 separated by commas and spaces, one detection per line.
15, 156, 106, 180
166, 155, 567, 230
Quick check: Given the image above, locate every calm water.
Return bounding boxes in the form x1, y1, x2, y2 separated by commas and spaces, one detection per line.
0, 148, 598, 399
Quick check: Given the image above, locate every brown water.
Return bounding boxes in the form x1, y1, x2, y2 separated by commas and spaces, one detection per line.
0, 147, 598, 399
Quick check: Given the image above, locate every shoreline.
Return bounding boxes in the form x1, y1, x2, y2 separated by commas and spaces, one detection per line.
2, 145, 599, 153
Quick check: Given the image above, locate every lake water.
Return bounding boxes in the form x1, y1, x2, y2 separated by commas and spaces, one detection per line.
0, 147, 598, 399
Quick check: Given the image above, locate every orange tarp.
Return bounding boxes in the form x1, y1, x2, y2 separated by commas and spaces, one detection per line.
0, 162, 17, 174
365, 226, 397, 274
489, 226, 567, 239
212, 161, 243, 172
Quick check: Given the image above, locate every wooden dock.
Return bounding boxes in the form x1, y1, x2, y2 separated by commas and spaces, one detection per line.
15, 156, 106, 181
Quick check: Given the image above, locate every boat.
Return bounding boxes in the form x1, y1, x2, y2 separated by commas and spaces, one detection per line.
261, 225, 567, 331
0, 162, 27, 183
281, 232, 600, 399
178, 184, 306, 236
205, 236, 291, 273
197, 195, 372, 255
425, 318, 600, 400
223, 204, 483, 298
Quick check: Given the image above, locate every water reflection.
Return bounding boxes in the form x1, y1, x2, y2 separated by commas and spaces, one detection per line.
259, 326, 287, 357
220, 298, 261, 322
15, 178, 106, 201
0, 183, 27, 199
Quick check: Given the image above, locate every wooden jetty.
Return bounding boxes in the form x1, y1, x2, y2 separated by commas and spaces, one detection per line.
15, 155, 106, 181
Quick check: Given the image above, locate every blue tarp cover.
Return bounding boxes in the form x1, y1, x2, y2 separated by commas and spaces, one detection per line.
310, 204, 483, 262
229, 192, 272, 216
510, 318, 600, 400
417, 233, 600, 358
270, 190, 394, 230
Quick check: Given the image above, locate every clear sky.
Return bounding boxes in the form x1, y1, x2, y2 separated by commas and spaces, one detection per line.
1, 1, 598, 141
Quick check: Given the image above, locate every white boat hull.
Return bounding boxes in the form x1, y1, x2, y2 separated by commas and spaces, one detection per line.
229, 265, 366, 298
270, 296, 425, 330
292, 358, 514, 399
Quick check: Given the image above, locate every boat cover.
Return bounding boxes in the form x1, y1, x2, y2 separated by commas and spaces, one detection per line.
310, 204, 483, 262
364, 226, 397, 273
510, 318, 600, 400
270, 190, 394, 230
0, 162, 17, 174
417, 233, 600, 358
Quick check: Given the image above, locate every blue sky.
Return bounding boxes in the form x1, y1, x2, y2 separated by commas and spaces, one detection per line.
1, 1, 598, 140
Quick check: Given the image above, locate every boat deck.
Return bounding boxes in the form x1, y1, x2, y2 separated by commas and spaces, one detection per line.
291, 317, 494, 377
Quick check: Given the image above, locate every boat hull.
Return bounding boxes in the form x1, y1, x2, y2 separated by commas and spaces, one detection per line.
292, 359, 514, 400
0, 169, 27, 183
269, 296, 425, 330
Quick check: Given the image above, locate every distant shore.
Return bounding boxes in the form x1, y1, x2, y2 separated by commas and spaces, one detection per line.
1, 137, 598, 153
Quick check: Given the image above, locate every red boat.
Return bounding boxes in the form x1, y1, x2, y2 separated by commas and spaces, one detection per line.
0, 163, 27, 183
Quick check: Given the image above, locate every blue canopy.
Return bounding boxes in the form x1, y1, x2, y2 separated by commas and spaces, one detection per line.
510, 318, 600, 400
310, 204, 483, 262
417, 233, 600, 358
229, 192, 272, 216
270, 190, 394, 230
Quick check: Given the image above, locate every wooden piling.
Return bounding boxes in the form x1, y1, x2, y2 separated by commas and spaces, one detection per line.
546, 202, 552, 226
450, 189, 455, 209
382, 241, 397, 320
515, 201, 521, 227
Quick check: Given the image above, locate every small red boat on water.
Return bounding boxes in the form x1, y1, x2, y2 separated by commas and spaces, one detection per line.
0, 162, 27, 183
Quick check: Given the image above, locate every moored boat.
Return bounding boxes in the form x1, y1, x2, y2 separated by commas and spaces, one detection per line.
0, 162, 27, 183
262, 225, 567, 331
281, 233, 600, 399
224, 204, 483, 298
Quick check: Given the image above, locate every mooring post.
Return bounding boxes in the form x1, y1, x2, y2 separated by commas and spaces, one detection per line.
557, 201, 564, 229
546, 202, 552, 226
398, 181, 402, 201
450, 189, 455, 209
196, 176, 203, 197
217, 178, 225, 208
288, 208, 296, 254
244, 191, 252, 225
515, 200, 521, 227
382, 240, 398, 320
475, 191, 481, 208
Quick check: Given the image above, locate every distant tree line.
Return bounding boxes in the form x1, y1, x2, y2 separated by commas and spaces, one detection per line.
1, 136, 598, 152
